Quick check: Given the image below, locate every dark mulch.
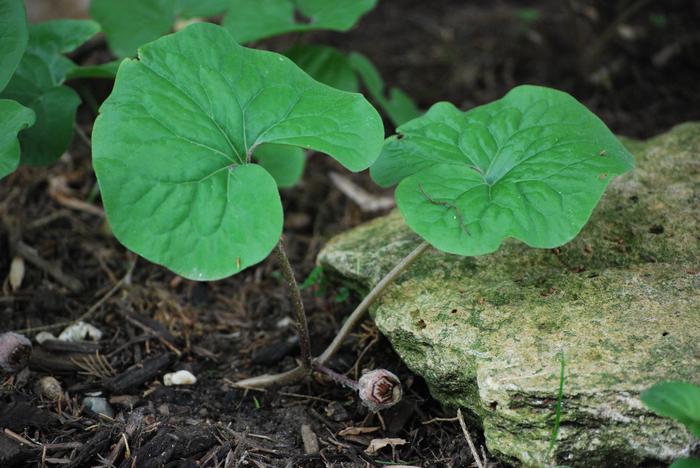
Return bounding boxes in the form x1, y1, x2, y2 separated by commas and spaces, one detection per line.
2, 1, 697, 466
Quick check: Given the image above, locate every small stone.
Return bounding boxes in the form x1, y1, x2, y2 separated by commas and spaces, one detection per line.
36, 376, 62, 401
82, 396, 114, 418
58, 322, 103, 342
163, 370, 197, 386
0, 332, 32, 373
34, 332, 56, 344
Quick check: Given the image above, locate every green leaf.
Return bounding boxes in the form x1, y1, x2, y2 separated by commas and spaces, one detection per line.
286, 45, 358, 92
253, 144, 306, 188
1, 19, 98, 165
0, 0, 28, 92
349, 52, 421, 126
0, 99, 35, 179
92, 23, 383, 280
372, 85, 634, 256
66, 60, 122, 80
176, 0, 229, 18
641, 381, 700, 437
18, 86, 80, 166
670, 459, 700, 468
90, 0, 173, 57
223, 0, 377, 43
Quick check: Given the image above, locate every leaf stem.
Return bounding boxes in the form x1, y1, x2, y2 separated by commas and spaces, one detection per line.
274, 239, 312, 372
233, 241, 430, 388
317, 241, 430, 365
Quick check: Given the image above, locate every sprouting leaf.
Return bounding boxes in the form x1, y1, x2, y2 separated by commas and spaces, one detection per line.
253, 144, 306, 189
92, 23, 383, 281
90, 0, 173, 58
371, 85, 634, 256
66, 60, 122, 80
349, 52, 421, 127
0, 0, 28, 92
0, 99, 35, 179
90, 0, 230, 58
223, 0, 377, 43
1, 19, 99, 166
286, 45, 359, 92
641, 381, 700, 437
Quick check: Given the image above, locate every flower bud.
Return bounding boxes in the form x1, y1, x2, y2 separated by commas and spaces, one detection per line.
357, 369, 402, 412
0, 332, 32, 373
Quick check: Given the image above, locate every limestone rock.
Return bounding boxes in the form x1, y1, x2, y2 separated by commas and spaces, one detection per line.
318, 123, 700, 467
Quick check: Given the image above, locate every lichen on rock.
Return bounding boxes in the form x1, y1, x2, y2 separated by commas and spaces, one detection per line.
318, 123, 700, 467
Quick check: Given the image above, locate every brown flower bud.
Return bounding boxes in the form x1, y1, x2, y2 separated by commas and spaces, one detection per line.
357, 369, 402, 412
0, 332, 32, 373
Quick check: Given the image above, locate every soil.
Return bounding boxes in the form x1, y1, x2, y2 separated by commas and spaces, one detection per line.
1, 1, 698, 467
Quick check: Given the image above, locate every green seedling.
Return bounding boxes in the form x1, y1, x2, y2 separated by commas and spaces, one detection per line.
223, 0, 377, 43
0, 5, 100, 177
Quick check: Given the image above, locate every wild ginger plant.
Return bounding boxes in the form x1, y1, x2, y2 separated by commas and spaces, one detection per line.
91, 22, 386, 390
73, 21, 630, 399
238, 85, 635, 388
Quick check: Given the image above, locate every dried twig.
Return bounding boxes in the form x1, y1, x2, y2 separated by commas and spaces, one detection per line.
329, 172, 395, 212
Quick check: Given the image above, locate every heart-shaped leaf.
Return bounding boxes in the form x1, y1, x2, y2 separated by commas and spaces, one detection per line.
223, 0, 377, 43
0, 0, 28, 92
0, 99, 35, 179
286, 45, 358, 93
253, 144, 306, 189
92, 23, 383, 281
641, 381, 700, 437
349, 52, 421, 127
1, 19, 99, 165
371, 85, 634, 256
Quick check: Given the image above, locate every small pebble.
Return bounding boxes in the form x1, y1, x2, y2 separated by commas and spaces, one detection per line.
82, 396, 114, 418
58, 321, 103, 342
0, 332, 32, 373
36, 376, 63, 401
35, 331, 57, 344
163, 370, 197, 386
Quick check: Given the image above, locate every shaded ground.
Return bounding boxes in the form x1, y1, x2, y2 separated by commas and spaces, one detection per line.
2, 1, 698, 466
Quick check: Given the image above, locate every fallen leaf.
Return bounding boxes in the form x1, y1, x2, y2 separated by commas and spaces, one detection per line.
338, 426, 381, 437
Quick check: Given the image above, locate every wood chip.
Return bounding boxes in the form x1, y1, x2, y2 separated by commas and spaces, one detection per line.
300, 424, 319, 454
364, 437, 407, 455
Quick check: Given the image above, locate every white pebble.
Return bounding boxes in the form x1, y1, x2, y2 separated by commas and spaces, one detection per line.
163, 370, 197, 386
58, 321, 103, 342
82, 396, 114, 418
35, 332, 56, 344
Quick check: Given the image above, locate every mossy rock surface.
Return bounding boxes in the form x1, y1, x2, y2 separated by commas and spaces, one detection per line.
318, 123, 700, 467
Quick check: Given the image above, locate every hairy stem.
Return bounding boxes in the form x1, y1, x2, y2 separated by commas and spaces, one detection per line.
233, 241, 430, 388
274, 239, 312, 372
313, 362, 359, 390
317, 241, 430, 364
